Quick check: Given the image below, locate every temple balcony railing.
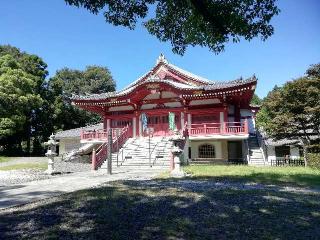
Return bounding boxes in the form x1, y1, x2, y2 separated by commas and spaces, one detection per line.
80, 120, 248, 141
188, 121, 248, 138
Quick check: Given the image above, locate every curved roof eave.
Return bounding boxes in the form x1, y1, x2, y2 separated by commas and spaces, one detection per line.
71, 76, 257, 101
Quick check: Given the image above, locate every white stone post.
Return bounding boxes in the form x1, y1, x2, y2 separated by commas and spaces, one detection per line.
169, 130, 186, 178
44, 134, 59, 175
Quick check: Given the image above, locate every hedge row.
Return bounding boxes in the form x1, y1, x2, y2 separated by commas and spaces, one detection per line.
308, 153, 320, 169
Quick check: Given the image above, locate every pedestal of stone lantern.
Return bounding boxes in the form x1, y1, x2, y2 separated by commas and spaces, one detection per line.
45, 149, 57, 175
44, 134, 59, 175
169, 130, 186, 178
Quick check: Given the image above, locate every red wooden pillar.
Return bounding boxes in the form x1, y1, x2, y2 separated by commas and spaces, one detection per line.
223, 104, 228, 134
80, 129, 84, 140
234, 104, 240, 122
224, 107, 228, 124
103, 116, 107, 129
136, 111, 140, 137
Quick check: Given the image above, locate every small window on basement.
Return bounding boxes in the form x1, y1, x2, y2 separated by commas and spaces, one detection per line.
198, 144, 215, 158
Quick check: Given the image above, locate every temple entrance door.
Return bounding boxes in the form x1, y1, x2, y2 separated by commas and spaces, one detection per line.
148, 115, 169, 136
147, 114, 180, 136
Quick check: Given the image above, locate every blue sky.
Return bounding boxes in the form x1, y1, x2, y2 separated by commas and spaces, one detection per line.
0, 0, 319, 98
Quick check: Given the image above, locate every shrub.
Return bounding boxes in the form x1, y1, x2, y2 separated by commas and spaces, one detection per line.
308, 153, 320, 169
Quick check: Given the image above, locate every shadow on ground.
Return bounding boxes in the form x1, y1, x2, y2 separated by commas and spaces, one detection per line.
0, 179, 319, 239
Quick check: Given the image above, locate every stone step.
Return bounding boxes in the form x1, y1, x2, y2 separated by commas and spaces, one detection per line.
99, 136, 172, 171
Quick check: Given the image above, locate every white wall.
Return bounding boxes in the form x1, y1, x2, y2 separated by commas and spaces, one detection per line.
164, 102, 182, 108
58, 138, 81, 155
189, 140, 223, 159
240, 109, 255, 134
109, 105, 134, 111
266, 145, 276, 163
141, 104, 157, 109
189, 98, 220, 106
290, 146, 300, 159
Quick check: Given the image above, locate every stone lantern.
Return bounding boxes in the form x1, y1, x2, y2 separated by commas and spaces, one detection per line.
169, 130, 186, 177
44, 134, 59, 175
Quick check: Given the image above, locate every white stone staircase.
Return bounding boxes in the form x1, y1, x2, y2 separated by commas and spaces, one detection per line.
100, 136, 172, 171
248, 136, 265, 166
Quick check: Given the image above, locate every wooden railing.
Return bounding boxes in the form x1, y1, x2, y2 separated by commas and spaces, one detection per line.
188, 121, 248, 136
84, 121, 248, 142
92, 125, 131, 170
81, 128, 124, 141
93, 142, 108, 170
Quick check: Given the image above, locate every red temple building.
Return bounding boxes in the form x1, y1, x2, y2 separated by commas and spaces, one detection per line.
71, 54, 259, 169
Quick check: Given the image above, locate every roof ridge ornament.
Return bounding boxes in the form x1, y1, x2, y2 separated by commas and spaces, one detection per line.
157, 53, 168, 64
147, 74, 161, 81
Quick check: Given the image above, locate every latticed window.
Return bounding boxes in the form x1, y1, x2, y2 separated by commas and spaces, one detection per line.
111, 120, 131, 128
198, 144, 215, 158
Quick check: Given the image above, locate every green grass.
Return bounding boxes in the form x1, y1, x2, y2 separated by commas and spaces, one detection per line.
1, 180, 319, 239
183, 165, 320, 187
0, 156, 12, 163
0, 163, 47, 171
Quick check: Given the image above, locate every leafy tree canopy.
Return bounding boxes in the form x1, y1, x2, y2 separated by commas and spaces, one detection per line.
65, 0, 280, 55
48, 66, 116, 131
0, 45, 116, 155
0, 50, 45, 144
50, 66, 115, 96
306, 63, 320, 78
250, 94, 262, 105
256, 64, 320, 164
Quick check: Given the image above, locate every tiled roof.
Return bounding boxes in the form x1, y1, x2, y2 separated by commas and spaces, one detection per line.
55, 123, 103, 139
167, 63, 213, 84
70, 54, 257, 101
260, 130, 319, 146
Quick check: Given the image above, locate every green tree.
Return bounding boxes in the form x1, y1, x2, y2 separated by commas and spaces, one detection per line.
65, 0, 280, 55
0, 54, 44, 154
48, 66, 116, 132
0, 45, 50, 154
306, 63, 320, 78
250, 94, 262, 105
256, 68, 320, 165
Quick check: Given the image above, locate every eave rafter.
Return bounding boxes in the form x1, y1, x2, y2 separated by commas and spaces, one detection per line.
182, 84, 255, 100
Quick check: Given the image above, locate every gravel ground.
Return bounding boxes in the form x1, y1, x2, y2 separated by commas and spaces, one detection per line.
1, 179, 319, 240
0, 159, 91, 186
0, 169, 51, 186
54, 159, 91, 173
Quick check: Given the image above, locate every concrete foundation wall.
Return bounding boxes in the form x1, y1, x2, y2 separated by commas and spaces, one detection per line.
58, 137, 81, 155
189, 140, 228, 161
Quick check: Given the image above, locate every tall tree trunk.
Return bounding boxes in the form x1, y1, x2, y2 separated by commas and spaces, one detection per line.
25, 112, 32, 156
300, 138, 310, 167
303, 144, 308, 167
